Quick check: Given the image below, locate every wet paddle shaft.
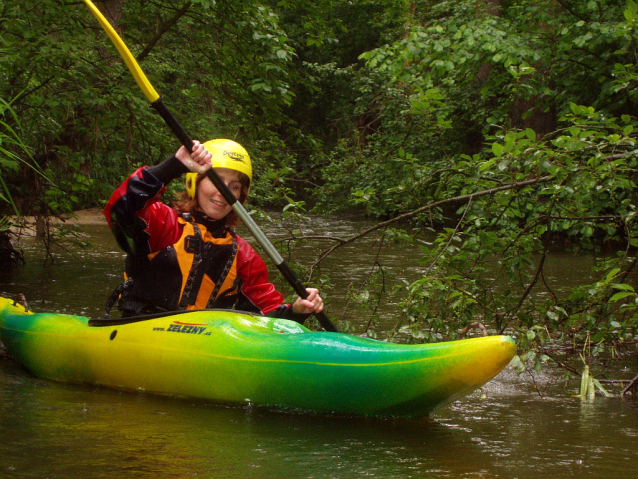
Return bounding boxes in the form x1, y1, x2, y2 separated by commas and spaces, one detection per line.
83, 0, 338, 332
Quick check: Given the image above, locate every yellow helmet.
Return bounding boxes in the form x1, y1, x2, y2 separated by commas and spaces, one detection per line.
185, 139, 252, 199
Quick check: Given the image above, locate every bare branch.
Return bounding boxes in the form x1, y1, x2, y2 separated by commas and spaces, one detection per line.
135, 3, 193, 64
312, 175, 555, 268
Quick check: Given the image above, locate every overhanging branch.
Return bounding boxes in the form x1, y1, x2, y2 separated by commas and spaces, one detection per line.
311, 175, 555, 270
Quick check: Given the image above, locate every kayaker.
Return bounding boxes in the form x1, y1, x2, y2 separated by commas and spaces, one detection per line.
103, 139, 323, 322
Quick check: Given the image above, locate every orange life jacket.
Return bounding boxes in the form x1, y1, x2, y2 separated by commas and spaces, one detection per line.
115, 215, 241, 315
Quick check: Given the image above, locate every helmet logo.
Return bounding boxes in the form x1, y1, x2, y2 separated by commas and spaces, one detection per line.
223, 150, 247, 164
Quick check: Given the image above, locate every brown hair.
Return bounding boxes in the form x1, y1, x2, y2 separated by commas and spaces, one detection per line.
173, 172, 250, 228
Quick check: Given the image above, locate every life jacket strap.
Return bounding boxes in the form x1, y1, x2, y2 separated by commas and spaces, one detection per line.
206, 232, 238, 308
178, 221, 204, 309
104, 278, 133, 319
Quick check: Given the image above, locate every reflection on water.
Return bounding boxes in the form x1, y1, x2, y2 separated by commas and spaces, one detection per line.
1, 216, 637, 478
1, 224, 124, 319
437, 386, 638, 479
1, 358, 636, 479
0, 358, 482, 479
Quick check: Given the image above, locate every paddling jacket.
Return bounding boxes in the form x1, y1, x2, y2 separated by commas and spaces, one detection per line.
104, 156, 307, 322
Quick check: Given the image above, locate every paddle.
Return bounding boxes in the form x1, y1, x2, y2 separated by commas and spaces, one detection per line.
82, 0, 338, 332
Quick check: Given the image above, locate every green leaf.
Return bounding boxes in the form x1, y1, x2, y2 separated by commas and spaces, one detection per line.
605, 269, 621, 282
610, 292, 635, 302
593, 379, 612, 398
580, 365, 590, 399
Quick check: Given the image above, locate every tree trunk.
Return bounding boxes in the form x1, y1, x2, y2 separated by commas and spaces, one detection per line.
96, 0, 124, 31
475, 0, 557, 137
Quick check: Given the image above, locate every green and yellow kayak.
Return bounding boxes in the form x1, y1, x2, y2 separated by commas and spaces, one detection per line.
0, 296, 515, 417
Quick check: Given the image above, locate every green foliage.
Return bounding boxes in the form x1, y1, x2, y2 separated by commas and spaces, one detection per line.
388, 105, 638, 374
297, 1, 638, 367
0, 0, 310, 216
579, 364, 612, 401
0, 98, 38, 218
316, 0, 637, 217
0, 0, 407, 216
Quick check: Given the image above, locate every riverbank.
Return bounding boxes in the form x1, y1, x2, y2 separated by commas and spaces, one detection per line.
10, 209, 107, 236
63, 208, 107, 225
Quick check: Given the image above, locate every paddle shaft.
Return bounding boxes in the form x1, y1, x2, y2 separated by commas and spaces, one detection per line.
83, 0, 337, 332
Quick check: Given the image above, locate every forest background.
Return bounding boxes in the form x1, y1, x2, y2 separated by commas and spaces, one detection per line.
2, 0, 638, 393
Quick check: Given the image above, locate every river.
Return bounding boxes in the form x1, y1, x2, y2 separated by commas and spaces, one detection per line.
1, 213, 636, 478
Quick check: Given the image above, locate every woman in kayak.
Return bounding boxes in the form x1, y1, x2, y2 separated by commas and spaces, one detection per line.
104, 139, 323, 322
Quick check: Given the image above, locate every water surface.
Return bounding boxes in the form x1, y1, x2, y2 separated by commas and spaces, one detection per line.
1, 216, 636, 478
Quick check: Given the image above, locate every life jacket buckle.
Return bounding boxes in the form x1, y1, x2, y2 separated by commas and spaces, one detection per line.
184, 235, 201, 253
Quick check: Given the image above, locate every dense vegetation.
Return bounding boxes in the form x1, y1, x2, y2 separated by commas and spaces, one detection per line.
2, 0, 638, 393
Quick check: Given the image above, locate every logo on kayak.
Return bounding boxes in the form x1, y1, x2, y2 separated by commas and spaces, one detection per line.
160, 320, 210, 335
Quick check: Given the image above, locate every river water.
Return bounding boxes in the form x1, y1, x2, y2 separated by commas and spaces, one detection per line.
1, 214, 637, 478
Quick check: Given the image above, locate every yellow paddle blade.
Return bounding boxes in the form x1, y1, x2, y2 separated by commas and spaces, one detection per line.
83, 0, 160, 103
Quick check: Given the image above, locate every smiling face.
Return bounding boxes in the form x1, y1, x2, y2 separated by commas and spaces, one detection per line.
196, 168, 243, 220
